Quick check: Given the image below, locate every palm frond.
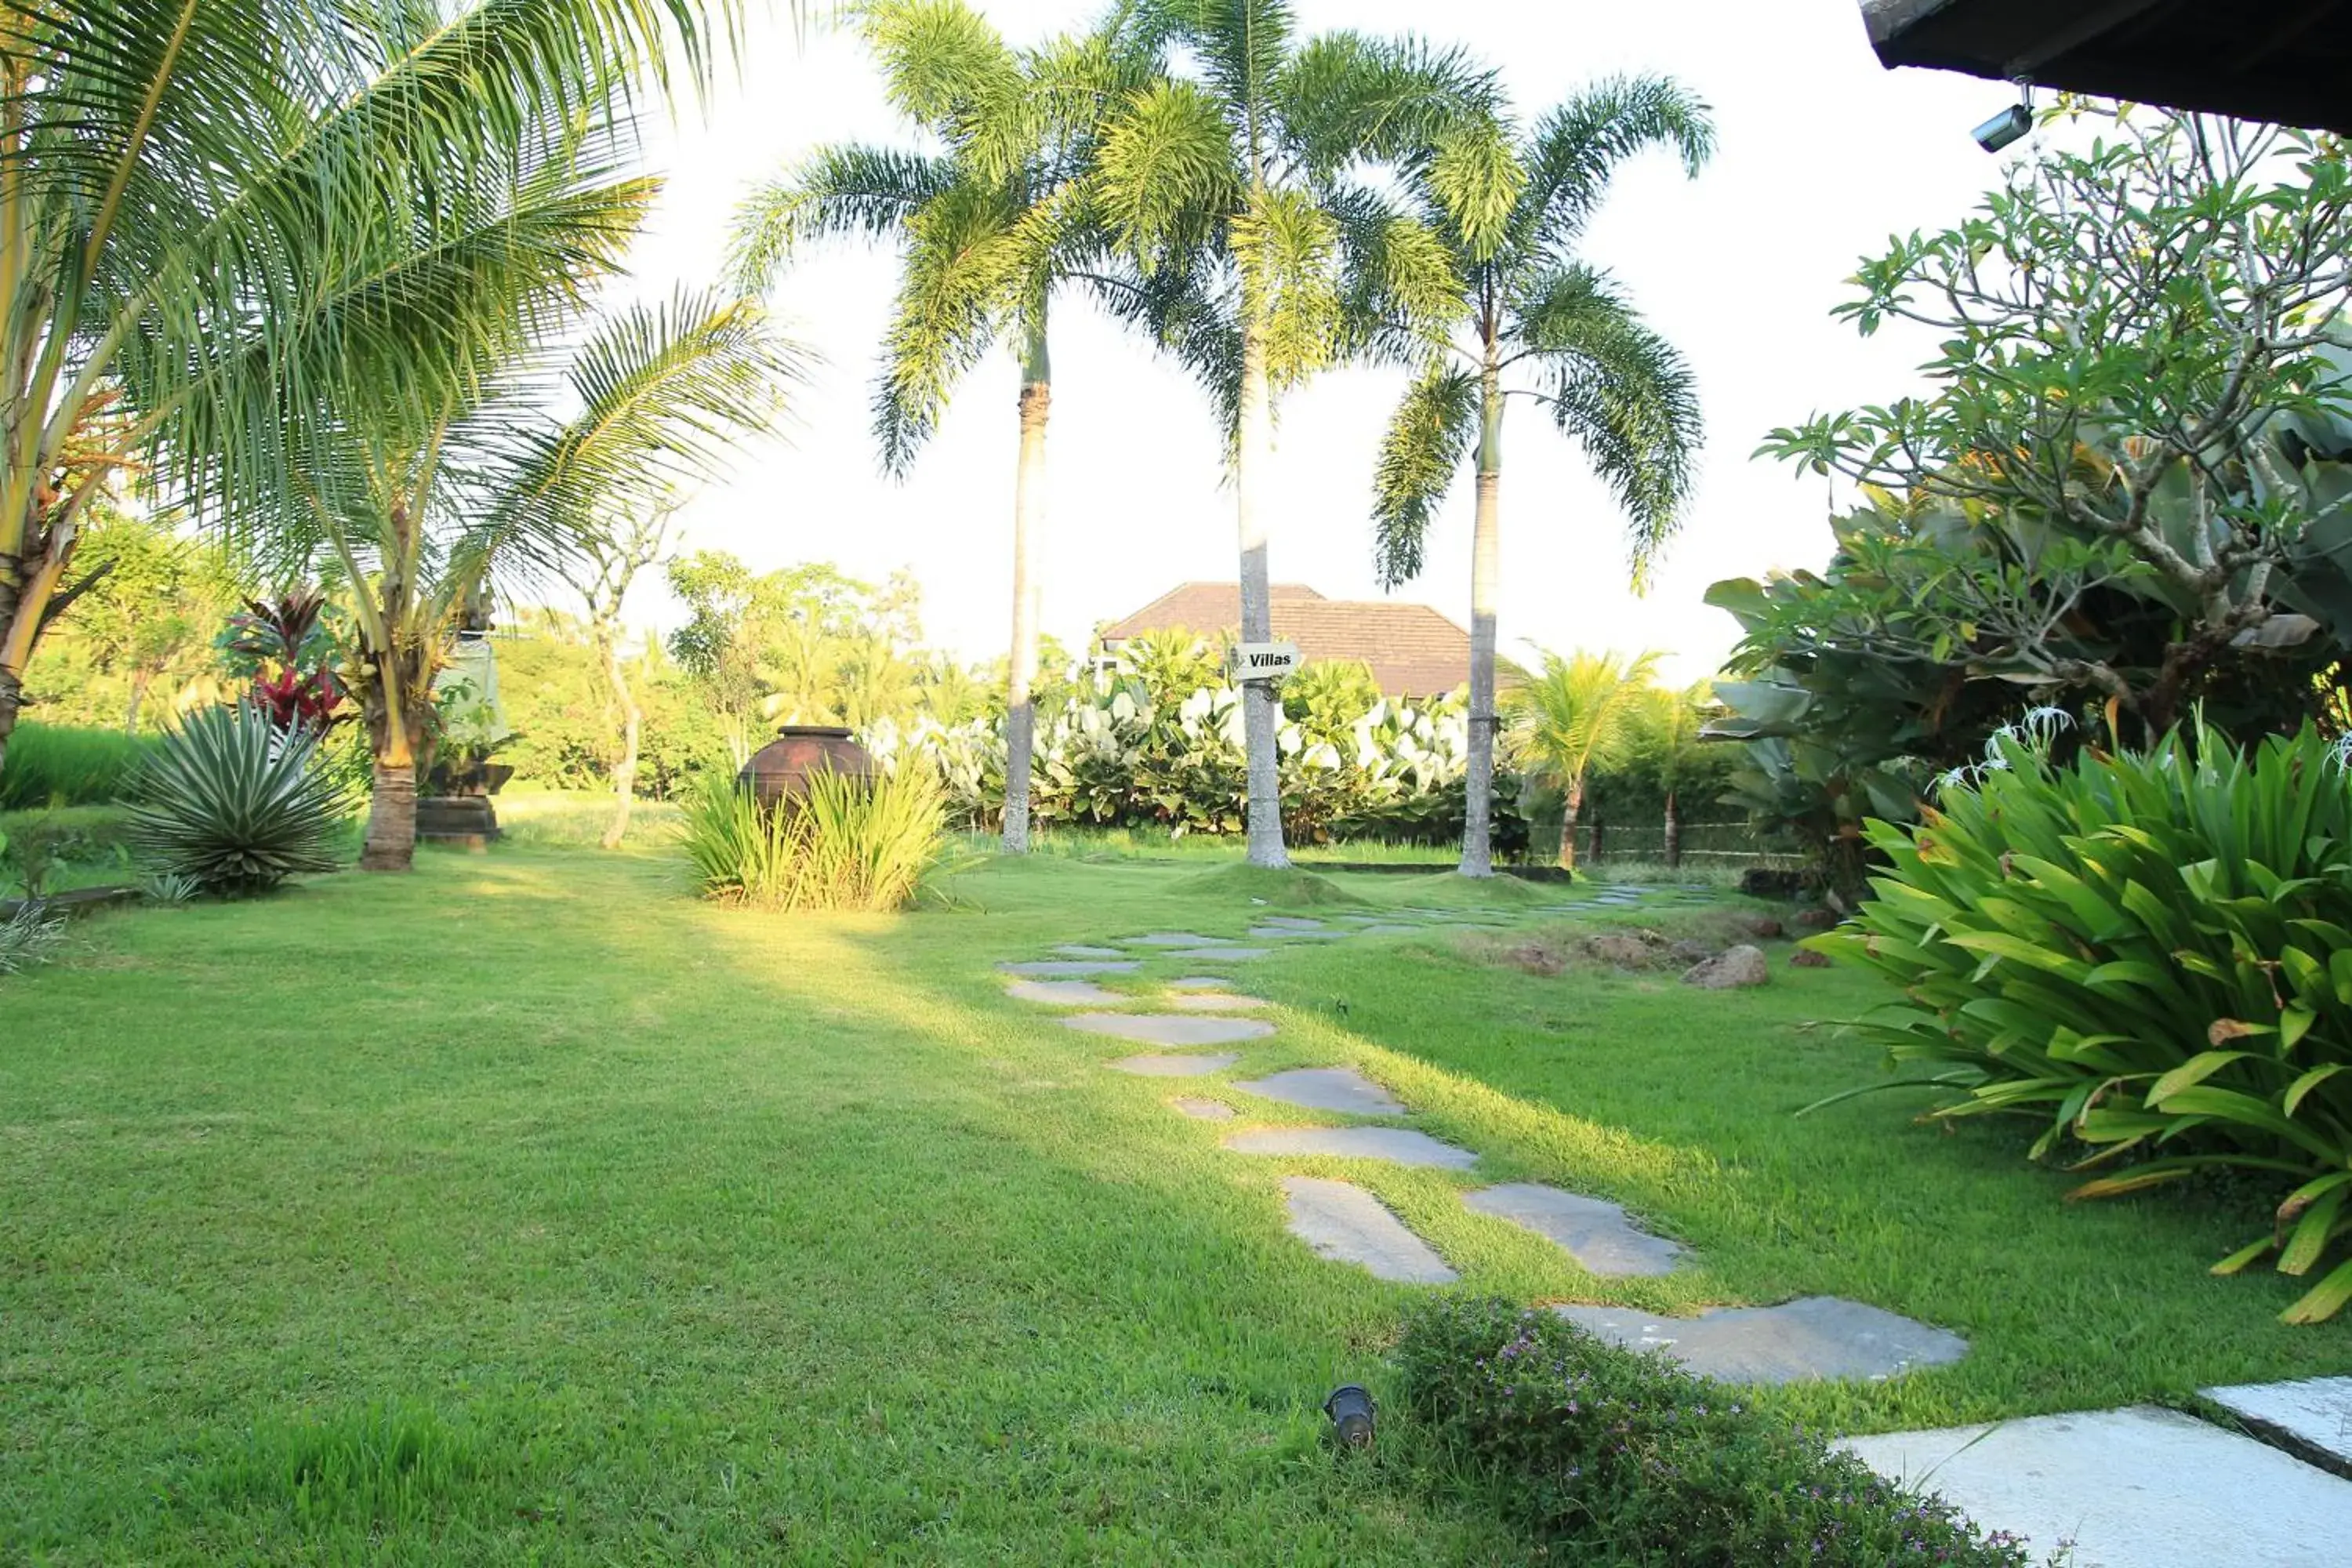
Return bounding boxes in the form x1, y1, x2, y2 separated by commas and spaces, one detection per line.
1328, 182, 1462, 365
1520, 74, 1713, 254
1370, 360, 1478, 586
730, 143, 956, 288
1140, 0, 1294, 137
870, 174, 1023, 474
1273, 31, 1498, 180
1504, 647, 1664, 787
858, 0, 1033, 182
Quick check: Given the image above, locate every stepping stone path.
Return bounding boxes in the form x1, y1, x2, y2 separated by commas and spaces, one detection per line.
1552, 1296, 1965, 1385
1352, 923, 1424, 936
1464, 1183, 1685, 1276
2202, 1374, 2352, 1473
1108, 1051, 1239, 1077
1168, 946, 1272, 960
1124, 932, 1232, 948
1169, 1096, 1236, 1120
1841, 1406, 2352, 1568
1281, 1177, 1457, 1283
1004, 978, 1125, 1007
1223, 1126, 1476, 1169
1236, 1066, 1405, 1116
1256, 916, 1327, 931
999, 959, 1141, 977
1060, 1012, 1276, 1047
1054, 943, 1126, 957
1250, 925, 1348, 941
1166, 993, 1269, 1012
1167, 976, 1233, 990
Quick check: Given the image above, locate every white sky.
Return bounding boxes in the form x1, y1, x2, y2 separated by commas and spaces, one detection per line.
607, 0, 2023, 684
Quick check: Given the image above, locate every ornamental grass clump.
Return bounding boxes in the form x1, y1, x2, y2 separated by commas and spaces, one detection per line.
1817, 720, 2352, 1323
680, 764, 949, 913
1395, 1298, 2042, 1566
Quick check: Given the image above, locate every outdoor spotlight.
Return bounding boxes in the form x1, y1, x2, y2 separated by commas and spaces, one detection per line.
1972, 103, 2032, 153
1323, 1384, 1376, 1451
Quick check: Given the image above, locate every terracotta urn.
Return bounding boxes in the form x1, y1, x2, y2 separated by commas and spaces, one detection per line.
737, 724, 877, 810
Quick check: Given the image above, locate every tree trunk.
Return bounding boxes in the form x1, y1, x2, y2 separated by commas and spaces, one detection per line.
1663, 788, 1681, 869
0, 662, 20, 783
361, 751, 418, 872
125, 670, 150, 735
1236, 319, 1289, 869
1002, 317, 1050, 855
1459, 364, 1504, 877
1558, 781, 1581, 872
601, 634, 641, 851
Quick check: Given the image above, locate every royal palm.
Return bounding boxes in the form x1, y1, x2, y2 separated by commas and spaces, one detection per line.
1367, 78, 1712, 876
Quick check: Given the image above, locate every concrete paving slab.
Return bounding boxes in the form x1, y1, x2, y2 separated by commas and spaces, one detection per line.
1841, 1406, 2352, 1568
997, 960, 1142, 977
1062, 1012, 1276, 1047
1552, 1296, 1965, 1385
1168, 1096, 1236, 1120
1004, 978, 1124, 1006
2202, 1375, 2352, 1472
1166, 993, 1269, 1012
1465, 1183, 1685, 1276
1124, 932, 1233, 947
1236, 1066, 1405, 1116
1281, 1177, 1456, 1283
1053, 944, 1125, 958
1223, 1126, 1475, 1168
1106, 1051, 1239, 1076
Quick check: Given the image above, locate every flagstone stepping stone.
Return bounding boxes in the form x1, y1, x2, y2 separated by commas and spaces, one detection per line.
1109, 1051, 1239, 1077
1004, 978, 1124, 1006
1167, 976, 1232, 989
1257, 916, 1328, 931
1250, 926, 1348, 941
1167, 946, 1273, 960
2203, 1374, 2352, 1472
1166, 993, 1269, 1012
1463, 1183, 1685, 1276
1061, 1012, 1276, 1047
1223, 1126, 1476, 1168
1236, 1066, 1405, 1116
998, 959, 1142, 977
1551, 1297, 1964, 1385
1054, 943, 1126, 958
1169, 1096, 1236, 1120
1841, 1406, 2352, 1568
1280, 1177, 1457, 1283
1125, 931, 1234, 948
1353, 923, 1425, 936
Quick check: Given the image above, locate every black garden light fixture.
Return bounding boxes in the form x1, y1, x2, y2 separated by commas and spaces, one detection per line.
1323, 1384, 1376, 1450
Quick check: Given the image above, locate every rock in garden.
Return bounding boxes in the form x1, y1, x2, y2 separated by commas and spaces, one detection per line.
1791, 907, 1838, 931
1789, 949, 1831, 969
1666, 938, 1715, 965
1584, 933, 1655, 968
1738, 914, 1784, 939
1682, 945, 1769, 989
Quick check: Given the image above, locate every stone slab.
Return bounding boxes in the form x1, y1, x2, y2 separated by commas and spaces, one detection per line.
1167, 976, 1233, 989
997, 960, 1142, 977
1223, 1126, 1476, 1168
1841, 1406, 2352, 1568
1124, 931, 1233, 948
1464, 1183, 1685, 1276
1168, 1096, 1236, 1120
1552, 1296, 1965, 1385
1280, 1177, 1456, 1283
1256, 916, 1328, 931
1061, 1012, 1276, 1047
1250, 926, 1348, 941
2202, 1375, 2352, 1472
1166, 993, 1269, 1012
1004, 978, 1124, 1006
1107, 1051, 1238, 1077
1353, 923, 1425, 936
1167, 946, 1272, 960
1236, 1066, 1406, 1116
1053, 944, 1126, 958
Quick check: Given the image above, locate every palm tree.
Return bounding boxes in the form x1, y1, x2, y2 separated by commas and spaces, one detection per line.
1092, 0, 1499, 869
1366, 78, 1713, 877
734, 0, 1151, 856
1632, 680, 1712, 869
0, 0, 731, 791
284, 292, 798, 871
1506, 648, 1661, 871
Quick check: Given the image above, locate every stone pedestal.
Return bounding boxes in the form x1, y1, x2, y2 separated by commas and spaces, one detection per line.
416, 795, 501, 851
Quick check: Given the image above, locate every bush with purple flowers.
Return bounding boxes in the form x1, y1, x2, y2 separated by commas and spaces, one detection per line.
1395, 1298, 2052, 1566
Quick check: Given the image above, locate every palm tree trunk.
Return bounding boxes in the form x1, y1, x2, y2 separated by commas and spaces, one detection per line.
0, 661, 20, 784
1459, 362, 1504, 877
1236, 318, 1289, 869
600, 632, 640, 851
1002, 316, 1049, 855
1663, 788, 1681, 869
1559, 779, 1581, 872
361, 750, 418, 871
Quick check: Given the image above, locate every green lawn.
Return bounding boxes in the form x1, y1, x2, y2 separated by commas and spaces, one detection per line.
2, 841, 2341, 1563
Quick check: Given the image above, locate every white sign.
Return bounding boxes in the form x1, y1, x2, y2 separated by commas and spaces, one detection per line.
1232, 641, 1301, 681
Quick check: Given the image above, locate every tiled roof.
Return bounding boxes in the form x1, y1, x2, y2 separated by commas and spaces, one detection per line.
1098, 581, 1468, 697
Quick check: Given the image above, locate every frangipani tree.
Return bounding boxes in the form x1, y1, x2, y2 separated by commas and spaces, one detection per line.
1366, 76, 1711, 877
735, 0, 1151, 855
1093, 0, 1500, 868
1505, 648, 1659, 870
0, 0, 731, 789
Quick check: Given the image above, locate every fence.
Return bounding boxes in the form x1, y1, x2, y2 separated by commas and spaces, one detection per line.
1519, 818, 1798, 870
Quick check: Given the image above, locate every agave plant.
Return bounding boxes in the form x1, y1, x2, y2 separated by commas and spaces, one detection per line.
1816, 721, 2352, 1323
127, 704, 348, 895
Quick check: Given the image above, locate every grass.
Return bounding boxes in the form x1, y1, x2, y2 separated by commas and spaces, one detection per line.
0, 842, 2339, 1562
0, 722, 154, 810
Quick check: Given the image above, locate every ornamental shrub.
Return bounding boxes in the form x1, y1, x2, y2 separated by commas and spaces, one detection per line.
1817, 720, 2352, 1323
1396, 1297, 2045, 1566
125, 703, 347, 895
